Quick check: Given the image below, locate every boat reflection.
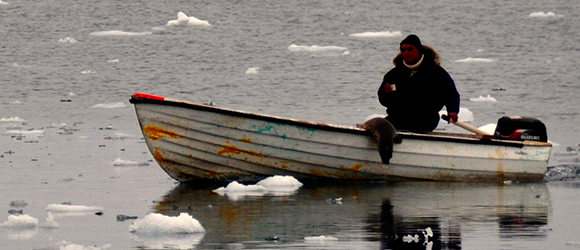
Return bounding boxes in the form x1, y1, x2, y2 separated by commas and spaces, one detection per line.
154, 181, 550, 249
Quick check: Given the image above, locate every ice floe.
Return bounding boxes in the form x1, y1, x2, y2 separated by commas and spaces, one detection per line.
478, 123, 497, 135
246, 67, 259, 74
0, 117, 25, 123
5, 129, 45, 137
0, 214, 38, 228
107, 59, 119, 63
112, 157, 150, 167
455, 57, 495, 63
438, 107, 474, 124
91, 102, 127, 109
304, 235, 339, 242
89, 30, 152, 36
529, 11, 563, 18
469, 94, 497, 102
288, 44, 348, 52
213, 175, 303, 200
46, 204, 104, 213
213, 181, 269, 197
40, 212, 59, 228
58, 37, 78, 43
0, 0, 9, 5
255, 175, 303, 192
131, 233, 205, 249
104, 132, 136, 140
349, 31, 402, 38
56, 242, 112, 250
166, 11, 211, 27
402, 234, 419, 243
129, 213, 205, 234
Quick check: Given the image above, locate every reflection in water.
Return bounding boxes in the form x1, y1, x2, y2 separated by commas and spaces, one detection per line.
153, 182, 550, 249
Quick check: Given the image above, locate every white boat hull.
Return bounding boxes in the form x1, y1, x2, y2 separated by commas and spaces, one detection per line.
130, 93, 552, 183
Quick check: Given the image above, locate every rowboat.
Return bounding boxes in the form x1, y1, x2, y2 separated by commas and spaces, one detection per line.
129, 93, 552, 183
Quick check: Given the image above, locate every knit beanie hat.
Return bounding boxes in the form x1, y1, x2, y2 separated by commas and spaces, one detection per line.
400, 34, 424, 53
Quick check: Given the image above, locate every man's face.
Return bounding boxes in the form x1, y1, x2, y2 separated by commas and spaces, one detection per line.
400, 44, 422, 64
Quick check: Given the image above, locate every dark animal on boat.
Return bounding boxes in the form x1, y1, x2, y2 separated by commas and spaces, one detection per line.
361, 117, 401, 164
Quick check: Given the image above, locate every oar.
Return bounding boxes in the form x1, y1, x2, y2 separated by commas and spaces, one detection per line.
441, 114, 494, 139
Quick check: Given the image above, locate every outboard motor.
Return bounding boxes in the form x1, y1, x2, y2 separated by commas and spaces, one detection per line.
494, 116, 548, 142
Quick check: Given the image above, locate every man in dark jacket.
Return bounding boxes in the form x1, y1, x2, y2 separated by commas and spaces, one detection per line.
378, 34, 460, 132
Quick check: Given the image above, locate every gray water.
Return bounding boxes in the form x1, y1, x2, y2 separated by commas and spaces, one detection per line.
2, 0, 580, 249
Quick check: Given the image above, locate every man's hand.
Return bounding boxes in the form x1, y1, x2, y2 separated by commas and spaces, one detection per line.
448, 112, 458, 123
384, 83, 393, 93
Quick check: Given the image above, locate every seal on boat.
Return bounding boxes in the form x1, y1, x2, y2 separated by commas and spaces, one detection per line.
361, 117, 401, 164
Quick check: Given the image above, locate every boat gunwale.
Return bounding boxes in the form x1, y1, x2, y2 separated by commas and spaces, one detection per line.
130, 93, 552, 149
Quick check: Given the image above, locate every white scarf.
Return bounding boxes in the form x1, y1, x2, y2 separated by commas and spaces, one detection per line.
403, 54, 424, 76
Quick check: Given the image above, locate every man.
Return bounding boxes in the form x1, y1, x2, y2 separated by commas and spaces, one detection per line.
378, 34, 460, 132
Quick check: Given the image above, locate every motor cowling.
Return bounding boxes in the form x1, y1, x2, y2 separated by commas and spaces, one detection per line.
494, 116, 548, 142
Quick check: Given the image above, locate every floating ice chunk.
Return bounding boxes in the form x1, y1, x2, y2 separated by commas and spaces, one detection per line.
129, 213, 205, 234
438, 107, 474, 124
167, 12, 211, 27
304, 235, 339, 242
246, 67, 259, 74
91, 102, 126, 109
46, 204, 104, 213
227, 243, 245, 249
0, 1, 9, 5
349, 31, 402, 38
402, 234, 419, 243
151, 26, 167, 33
104, 132, 136, 140
342, 51, 350, 56
455, 57, 495, 63
58, 242, 112, 250
112, 157, 150, 167
256, 175, 303, 192
213, 181, 269, 194
131, 233, 204, 249
58, 37, 78, 43
288, 44, 348, 52
326, 197, 342, 204
214, 176, 303, 200
40, 212, 59, 228
0, 117, 25, 123
423, 227, 433, 238
6, 129, 45, 135
478, 123, 497, 135
458, 107, 474, 122
10, 100, 22, 104
529, 11, 562, 18
89, 30, 152, 36
213, 181, 269, 200
469, 94, 497, 102
426, 241, 434, 250
107, 59, 119, 63
0, 214, 38, 228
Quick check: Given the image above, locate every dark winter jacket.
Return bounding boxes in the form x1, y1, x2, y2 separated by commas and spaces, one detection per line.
378, 45, 460, 132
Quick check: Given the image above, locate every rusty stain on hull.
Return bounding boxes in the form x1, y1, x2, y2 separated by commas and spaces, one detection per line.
240, 138, 253, 143
340, 164, 363, 172
153, 148, 166, 165
217, 143, 265, 158
144, 125, 181, 141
